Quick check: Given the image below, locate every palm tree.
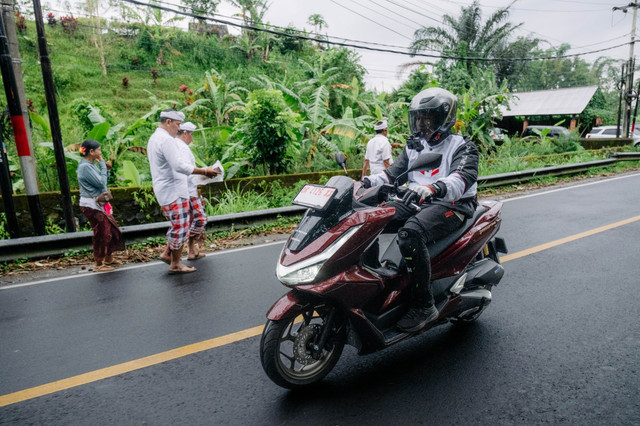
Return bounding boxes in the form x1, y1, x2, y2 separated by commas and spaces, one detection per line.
307, 14, 328, 48
229, 0, 268, 63
410, 0, 536, 83
307, 14, 327, 34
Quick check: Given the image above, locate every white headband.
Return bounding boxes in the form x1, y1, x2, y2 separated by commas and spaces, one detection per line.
160, 110, 185, 121
374, 120, 387, 131
179, 122, 197, 132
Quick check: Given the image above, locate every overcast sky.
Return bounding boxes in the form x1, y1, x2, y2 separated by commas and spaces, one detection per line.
48, 0, 636, 92
246, 0, 634, 92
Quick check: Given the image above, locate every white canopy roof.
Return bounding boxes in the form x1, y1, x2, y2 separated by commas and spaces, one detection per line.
500, 86, 598, 117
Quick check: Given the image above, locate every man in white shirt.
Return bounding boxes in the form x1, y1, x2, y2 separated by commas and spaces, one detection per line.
361, 119, 393, 179
147, 109, 218, 274
175, 121, 209, 261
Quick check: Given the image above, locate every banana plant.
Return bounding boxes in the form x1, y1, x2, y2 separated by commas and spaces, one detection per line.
194, 69, 247, 127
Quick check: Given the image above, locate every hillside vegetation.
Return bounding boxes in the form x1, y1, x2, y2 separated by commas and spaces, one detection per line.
0, 10, 626, 196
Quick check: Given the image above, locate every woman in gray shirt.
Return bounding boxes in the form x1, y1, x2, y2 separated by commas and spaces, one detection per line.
77, 139, 124, 272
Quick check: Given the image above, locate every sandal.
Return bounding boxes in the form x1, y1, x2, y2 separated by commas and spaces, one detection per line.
168, 265, 196, 275
187, 253, 206, 261
105, 258, 123, 265
94, 265, 115, 272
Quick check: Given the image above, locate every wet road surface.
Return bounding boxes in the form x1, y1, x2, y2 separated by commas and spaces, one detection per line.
1, 173, 640, 424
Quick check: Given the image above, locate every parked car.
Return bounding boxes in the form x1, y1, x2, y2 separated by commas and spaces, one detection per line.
489, 127, 506, 141
522, 125, 570, 138
586, 126, 640, 146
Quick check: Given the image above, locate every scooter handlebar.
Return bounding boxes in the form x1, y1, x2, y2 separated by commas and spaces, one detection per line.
387, 186, 423, 212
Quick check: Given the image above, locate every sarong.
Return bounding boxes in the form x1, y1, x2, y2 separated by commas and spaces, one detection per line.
161, 198, 191, 250
189, 196, 207, 237
80, 206, 125, 263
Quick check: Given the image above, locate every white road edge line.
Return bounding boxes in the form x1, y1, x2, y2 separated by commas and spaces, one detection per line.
3, 172, 640, 290
0, 240, 286, 290
500, 172, 640, 202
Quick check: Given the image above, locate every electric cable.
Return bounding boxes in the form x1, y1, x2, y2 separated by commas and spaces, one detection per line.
120, 0, 633, 63
329, 0, 414, 41
46, 4, 423, 53
356, 0, 424, 28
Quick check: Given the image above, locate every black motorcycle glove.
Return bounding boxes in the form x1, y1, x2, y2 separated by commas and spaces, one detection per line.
360, 177, 372, 188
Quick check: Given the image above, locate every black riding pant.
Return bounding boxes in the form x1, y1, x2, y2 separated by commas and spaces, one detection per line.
389, 202, 464, 307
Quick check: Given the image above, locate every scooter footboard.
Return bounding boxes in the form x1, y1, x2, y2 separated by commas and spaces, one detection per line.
266, 291, 313, 320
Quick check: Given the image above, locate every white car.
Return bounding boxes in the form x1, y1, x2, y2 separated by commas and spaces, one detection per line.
489, 127, 506, 141
586, 126, 640, 146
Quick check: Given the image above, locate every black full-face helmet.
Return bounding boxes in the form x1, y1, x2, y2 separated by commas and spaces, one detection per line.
408, 87, 457, 140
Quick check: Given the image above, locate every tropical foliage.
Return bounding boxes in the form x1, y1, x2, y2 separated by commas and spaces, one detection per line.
0, 0, 626, 197
234, 88, 300, 175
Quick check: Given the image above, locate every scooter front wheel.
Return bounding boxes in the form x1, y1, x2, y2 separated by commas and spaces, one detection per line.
260, 306, 346, 389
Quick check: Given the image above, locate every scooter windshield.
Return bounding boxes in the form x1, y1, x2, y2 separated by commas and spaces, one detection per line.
288, 176, 355, 252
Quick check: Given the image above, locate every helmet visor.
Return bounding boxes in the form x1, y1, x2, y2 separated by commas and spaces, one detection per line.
409, 108, 445, 139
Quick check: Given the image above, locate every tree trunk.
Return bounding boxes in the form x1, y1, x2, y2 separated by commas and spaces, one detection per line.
88, 0, 107, 76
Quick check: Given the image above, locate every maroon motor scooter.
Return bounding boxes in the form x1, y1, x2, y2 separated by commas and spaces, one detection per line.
260, 152, 508, 389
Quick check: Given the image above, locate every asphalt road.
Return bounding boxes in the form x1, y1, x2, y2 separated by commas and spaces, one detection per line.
1, 173, 640, 425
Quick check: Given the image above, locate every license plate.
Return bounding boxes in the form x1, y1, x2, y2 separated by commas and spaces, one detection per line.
292, 184, 337, 210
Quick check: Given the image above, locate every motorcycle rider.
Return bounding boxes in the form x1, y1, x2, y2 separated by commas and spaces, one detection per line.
362, 87, 479, 332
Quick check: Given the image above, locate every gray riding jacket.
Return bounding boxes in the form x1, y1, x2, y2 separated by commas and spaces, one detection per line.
367, 133, 479, 217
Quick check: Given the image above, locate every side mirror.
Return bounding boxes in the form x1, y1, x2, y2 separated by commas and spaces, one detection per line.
335, 152, 348, 175
393, 153, 442, 189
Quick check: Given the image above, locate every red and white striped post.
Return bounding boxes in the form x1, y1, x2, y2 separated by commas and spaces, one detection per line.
0, 10, 45, 235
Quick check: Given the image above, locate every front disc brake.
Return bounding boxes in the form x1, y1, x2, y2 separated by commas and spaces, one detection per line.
293, 324, 322, 365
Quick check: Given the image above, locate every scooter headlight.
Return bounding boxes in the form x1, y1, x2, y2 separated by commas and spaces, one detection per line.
276, 225, 361, 285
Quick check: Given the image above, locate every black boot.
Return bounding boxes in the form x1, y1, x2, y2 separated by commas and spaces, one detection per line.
396, 227, 438, 332
397, 304, 439, 332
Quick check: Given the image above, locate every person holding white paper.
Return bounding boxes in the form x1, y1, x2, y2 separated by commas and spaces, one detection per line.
175, 121, 213, 260
147, 109, 219, 274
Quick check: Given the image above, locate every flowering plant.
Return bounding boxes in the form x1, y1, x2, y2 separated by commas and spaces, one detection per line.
79, 146, 86, 155
60, 15, 79, 35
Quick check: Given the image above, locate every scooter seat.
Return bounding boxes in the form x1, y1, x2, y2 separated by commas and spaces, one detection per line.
380, 205, 487, 269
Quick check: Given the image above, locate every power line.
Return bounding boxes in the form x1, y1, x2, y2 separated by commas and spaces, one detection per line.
78, 1, 420, 52
357, 0, 424, 28
328, 0, 414, 41
443, 0, 611, 12
119, 0, 633, 63
381, 0, 445, 25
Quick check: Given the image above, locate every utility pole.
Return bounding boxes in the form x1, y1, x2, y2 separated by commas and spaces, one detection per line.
32, 0, 75, 232
614, 2, 639, 138
0, 0, 45, 235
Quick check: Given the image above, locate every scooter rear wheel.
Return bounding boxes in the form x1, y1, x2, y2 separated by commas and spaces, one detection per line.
260, 306, 346, 389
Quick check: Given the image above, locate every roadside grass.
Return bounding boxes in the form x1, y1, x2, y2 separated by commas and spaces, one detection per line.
1, 156, 638, 276
0, 214, 301, 276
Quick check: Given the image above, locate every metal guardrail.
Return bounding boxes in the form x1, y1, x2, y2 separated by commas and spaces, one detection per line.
0, 155, 637, 262
0, 205, 306, 262
478, 159, 617, 187
609, 152, 640, 161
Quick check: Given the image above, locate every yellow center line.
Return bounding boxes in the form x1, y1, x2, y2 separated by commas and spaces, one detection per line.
2, 214, 640, 407
499, 215, 640, 262
0, 326, 264, 407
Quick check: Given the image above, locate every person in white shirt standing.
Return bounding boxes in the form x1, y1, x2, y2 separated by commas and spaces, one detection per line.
361, 119, 393, 179
175, 121, 208, 261
147, 109, 219, 274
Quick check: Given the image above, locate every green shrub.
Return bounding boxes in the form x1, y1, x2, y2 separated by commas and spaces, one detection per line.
234, 89, 300, 175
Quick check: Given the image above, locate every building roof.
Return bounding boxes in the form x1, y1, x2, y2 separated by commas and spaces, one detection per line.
500, 85, 598, 117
